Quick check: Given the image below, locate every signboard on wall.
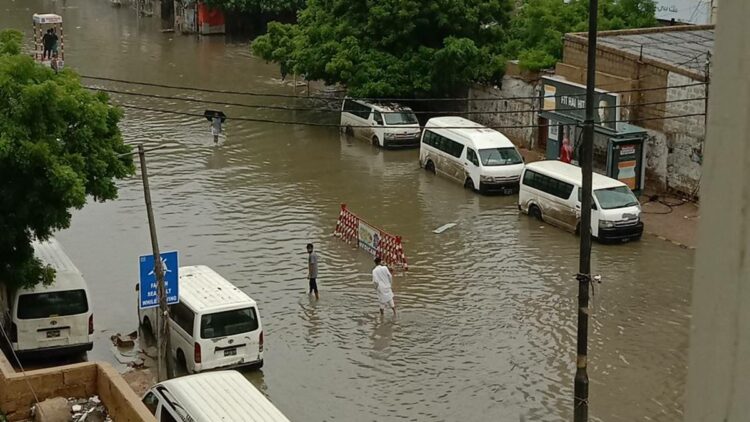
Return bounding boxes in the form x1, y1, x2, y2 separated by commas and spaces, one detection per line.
655, 0, 711, 24
541, 77, 621, 131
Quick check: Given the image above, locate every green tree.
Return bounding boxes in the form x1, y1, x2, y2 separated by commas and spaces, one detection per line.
506, 0, 657, 71
252, 0, 512, 97
201, 0, 305, 14
0, 30, 134, 290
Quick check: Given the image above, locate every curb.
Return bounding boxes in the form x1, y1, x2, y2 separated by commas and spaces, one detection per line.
645, 231, 696, 250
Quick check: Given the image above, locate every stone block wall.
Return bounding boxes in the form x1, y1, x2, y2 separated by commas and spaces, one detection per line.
467, 75, 541, 149
661, 72, 707, 195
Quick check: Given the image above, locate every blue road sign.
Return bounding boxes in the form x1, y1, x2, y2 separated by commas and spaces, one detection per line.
139, 251, 179, 309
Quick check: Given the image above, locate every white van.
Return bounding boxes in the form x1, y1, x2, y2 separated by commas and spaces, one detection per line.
419, 116, 525, 194
142, 370, 290, 422
519, 160, 644, 242
0, 238, 93, 357
340, 97, 421, 147
138, 265, 264, 373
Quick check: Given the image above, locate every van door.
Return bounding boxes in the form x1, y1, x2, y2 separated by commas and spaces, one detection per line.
196, 306, 262, 370
465, 148, 481, 189
14, 289, 90, 351
372, 111, 385, 146
168, 302, 196, 372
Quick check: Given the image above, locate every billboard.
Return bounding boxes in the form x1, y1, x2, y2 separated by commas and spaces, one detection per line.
541, 77, 621, 131
655, 0, 711, 24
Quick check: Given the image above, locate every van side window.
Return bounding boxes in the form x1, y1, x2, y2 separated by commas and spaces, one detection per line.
169, 302, 195, 335
423, 130, 464, 158
467, 149, 480, 166
344, 100, 372, 120
523, 170, 574, 200
142, 392, 158, 415
161, 406, 178, 422
373, 111, 383, 125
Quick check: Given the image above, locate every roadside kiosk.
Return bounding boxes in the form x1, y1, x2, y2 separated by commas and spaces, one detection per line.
32, 13, 65, 71
539, 76, 648, 194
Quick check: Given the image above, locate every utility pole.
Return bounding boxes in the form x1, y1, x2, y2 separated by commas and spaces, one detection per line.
575, 0, 599, 420
137, 144, 172, 382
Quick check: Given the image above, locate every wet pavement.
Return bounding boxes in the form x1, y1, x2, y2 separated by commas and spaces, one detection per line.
1, 1, 694, 420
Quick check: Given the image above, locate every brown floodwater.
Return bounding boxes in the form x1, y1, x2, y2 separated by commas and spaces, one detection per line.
1, 1, 694, 420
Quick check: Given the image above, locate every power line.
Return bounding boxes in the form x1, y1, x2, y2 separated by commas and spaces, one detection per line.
115, 102, 706, 129
87, 86, 706, 116
81, 74, 707, 102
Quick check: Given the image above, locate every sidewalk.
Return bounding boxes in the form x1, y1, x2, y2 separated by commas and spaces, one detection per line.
517, 147, 699, 249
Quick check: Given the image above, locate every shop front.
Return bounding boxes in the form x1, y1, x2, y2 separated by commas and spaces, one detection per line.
539, 76, 648, 194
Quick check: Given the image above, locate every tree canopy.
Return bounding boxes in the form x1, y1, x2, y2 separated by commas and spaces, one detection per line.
506, 0, 657, 71
202, 0, 305, 14
252, 0, 513, 97
251, 0, 657, 97
0, 30, 134, 290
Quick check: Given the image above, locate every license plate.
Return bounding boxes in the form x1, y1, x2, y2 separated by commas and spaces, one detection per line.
503, 188, 513, 195
224, 348, 237, 357
46, 330, 60, 338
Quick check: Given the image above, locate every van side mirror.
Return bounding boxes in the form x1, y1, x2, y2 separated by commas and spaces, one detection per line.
135, 283, 139, 292
592, 203, 598, 210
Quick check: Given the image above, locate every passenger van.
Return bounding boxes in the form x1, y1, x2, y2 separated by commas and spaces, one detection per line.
138, 265, 264, 373
419, 116, 525, 194
519, 160, 644, 242
142, 370, 290, 422
340, 97, 421, 147
0, 238, 93, 357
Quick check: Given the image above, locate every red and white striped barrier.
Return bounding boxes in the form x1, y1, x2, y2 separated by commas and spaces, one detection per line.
333, 204, 408, 271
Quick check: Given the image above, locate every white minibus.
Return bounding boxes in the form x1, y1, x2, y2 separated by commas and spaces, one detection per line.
142, 370, 290, 422
139, 265, 264, 373
340, 97, 421, 147
419, 116, 525, 194
519, 160, 644, 242
0, 238, 93, 357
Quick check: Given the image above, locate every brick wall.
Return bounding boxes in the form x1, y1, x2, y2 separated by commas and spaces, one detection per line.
0, 351, 155, 422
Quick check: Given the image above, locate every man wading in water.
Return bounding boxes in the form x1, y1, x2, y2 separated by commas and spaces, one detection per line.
372, 257, 396, 317
307, 243, 319, 300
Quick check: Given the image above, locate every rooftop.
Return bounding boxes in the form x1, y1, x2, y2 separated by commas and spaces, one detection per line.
179, 265, 256, 313
567, 25, 714, 79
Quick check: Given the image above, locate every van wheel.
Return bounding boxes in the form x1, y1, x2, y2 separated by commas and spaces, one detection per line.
252, 359, 264, 370
176, 350, 189, 376
575, 222, 581, 236
529, 204, 543, 221
372, 136, 380, 147
345, 126, 353, 136
425, 160, 436, 174
464, 178, 475, 191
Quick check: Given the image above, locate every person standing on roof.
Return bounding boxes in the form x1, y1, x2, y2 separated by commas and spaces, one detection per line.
307, 243, 319, 300
372, 257, 396, 317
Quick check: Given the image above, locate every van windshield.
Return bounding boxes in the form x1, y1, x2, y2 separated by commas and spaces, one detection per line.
200, 307, 259, 339
17, 290, 88, 319
383, 112, 418, 125
594, 186, 640, 210
479, 147, 523, 166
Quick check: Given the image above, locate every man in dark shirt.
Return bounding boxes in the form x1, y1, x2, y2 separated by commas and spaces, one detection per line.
42, 29, 53, 60
307, 243, 319, 300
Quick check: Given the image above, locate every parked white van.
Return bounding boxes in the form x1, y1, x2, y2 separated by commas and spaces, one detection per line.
419, 116, 525, 194
138, 265, 264, 374
142, 370, 290, 422
340, 97, 421, 147
519, 160, 644, 242
0, 238, 93, 357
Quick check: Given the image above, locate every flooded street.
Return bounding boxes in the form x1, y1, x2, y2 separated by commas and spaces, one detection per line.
1, 1, 693, 420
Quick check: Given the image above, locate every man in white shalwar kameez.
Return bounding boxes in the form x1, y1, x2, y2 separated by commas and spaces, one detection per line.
372, 257, 396, 316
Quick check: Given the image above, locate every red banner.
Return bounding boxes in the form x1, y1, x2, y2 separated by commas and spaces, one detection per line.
333, 204, 408, 271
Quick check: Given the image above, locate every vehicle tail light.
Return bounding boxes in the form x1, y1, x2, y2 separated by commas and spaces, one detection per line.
88, 315, 94, 335
259, 331, 264, 353
9, 322, 17, 343
194, 343, 202, 364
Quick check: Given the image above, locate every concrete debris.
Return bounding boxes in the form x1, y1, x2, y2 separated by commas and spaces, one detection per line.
33, 397, 68, 422
68, 396, 111, 422
110, 331, 137, 349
